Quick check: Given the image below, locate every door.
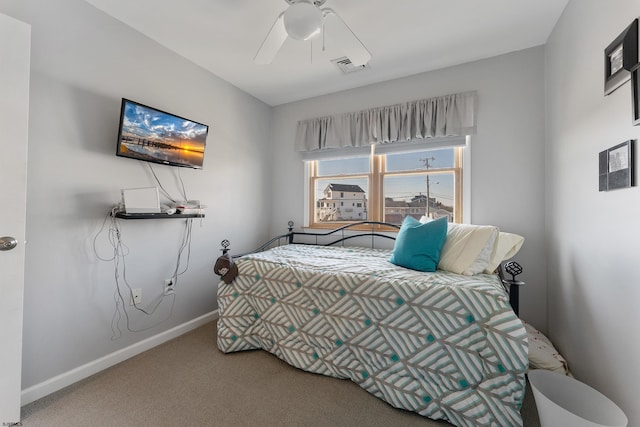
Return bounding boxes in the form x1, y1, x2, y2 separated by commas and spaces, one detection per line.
0, 12, 30, 424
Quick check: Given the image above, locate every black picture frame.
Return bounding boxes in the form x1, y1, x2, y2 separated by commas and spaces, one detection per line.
604, 19, 638, 95
632, 64, 640, 125
599, 140, 634, 191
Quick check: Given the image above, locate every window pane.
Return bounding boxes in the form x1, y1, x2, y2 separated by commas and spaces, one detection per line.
317, 157, 369, 176
385, 148, 454, 172
383, 173, 454, 225
314, 178, 368, 223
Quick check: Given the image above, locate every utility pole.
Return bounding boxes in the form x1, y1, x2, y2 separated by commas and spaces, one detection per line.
420, 156, 436, 219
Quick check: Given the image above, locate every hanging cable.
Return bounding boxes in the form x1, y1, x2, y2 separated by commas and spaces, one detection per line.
147, 163, 177, 203
177, 168, 188, 202
172, 219, 193, 280
94, 210, 189, 338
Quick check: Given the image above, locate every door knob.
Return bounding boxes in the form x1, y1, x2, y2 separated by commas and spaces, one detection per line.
0, 236, 18, 251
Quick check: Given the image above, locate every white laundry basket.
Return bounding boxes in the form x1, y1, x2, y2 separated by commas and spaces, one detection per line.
528, 370, 627, 427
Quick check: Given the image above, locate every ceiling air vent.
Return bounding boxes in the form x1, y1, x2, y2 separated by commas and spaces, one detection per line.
332, 57, 369, 74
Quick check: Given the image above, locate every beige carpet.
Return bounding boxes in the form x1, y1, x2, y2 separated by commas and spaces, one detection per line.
22, 321, 540, 426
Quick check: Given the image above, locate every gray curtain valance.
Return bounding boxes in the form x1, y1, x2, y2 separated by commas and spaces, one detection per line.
295, 91, 477, 152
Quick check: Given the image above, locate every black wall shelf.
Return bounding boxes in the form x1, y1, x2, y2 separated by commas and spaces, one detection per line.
113, 211, 204, 220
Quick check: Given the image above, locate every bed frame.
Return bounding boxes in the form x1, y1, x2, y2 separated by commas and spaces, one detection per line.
217, 220, 522, 316
216, 221, 528, 425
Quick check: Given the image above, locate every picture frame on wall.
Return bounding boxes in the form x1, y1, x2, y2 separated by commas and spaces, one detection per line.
604, 18, 638, 95
632, 64, 640, 125
599, 140, 635, 191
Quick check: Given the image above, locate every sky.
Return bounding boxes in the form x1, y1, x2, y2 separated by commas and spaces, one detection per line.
121, 100, 208, 147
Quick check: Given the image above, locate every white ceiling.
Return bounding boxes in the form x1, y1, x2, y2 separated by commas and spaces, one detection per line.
83, 0, 568, 106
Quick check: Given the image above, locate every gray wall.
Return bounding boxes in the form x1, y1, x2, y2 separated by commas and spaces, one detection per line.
0, 0, 272, 389
545, 0, 640, 424
271, 47, 548, 331
12, 1, 624, 415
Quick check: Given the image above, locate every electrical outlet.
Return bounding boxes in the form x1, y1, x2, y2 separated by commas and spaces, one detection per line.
164, 278, 175, 295
130, 288, 142, 306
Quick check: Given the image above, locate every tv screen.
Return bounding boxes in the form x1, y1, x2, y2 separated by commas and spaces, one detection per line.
116, 99, 208, 169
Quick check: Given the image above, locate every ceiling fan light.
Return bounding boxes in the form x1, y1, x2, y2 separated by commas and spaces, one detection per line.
283, 2, 323, 41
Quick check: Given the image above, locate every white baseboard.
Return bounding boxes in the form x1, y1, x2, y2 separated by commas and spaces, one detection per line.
21, 310, 218, 406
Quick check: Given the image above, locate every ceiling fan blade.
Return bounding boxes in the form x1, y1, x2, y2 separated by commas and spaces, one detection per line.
324, 10, 371, 66
254, 12, 288, 64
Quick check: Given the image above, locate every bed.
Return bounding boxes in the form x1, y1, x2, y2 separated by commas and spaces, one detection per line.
215, 220, 528, 427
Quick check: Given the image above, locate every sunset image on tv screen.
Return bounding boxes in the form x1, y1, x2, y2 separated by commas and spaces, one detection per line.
117, 100, 208, 168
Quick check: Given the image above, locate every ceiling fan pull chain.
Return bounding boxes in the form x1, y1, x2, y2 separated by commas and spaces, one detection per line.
322, 21, 326, 52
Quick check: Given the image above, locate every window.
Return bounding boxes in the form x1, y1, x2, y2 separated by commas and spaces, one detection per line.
307, 146, 464, 228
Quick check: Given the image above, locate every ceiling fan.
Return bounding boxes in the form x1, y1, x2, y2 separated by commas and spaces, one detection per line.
254, 0, 371, 66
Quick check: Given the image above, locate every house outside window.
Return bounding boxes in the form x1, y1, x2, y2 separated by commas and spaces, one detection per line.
307, 146, 464, 228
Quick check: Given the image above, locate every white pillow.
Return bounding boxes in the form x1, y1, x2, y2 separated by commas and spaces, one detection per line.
483, 232, 525, 273
523, 320, 572, 376
435, 222, 499, 275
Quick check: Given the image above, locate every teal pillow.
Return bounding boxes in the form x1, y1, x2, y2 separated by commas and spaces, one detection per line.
390, 216, 448, 272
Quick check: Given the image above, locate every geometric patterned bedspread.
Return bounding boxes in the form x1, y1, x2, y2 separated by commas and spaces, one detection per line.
217, 245, 528, 427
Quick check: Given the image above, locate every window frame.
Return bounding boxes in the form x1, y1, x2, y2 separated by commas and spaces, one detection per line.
305, 143, 468, 229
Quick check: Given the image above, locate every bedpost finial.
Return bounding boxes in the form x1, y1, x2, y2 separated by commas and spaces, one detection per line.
504, 261, 523, 281
221, 239, 230, 254
287, 221, 295, 244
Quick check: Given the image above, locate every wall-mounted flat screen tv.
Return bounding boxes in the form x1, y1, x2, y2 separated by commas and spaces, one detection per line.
116, 98, 208, 169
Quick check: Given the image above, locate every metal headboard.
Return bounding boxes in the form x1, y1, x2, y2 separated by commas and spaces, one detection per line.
220, 220, 400, 258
